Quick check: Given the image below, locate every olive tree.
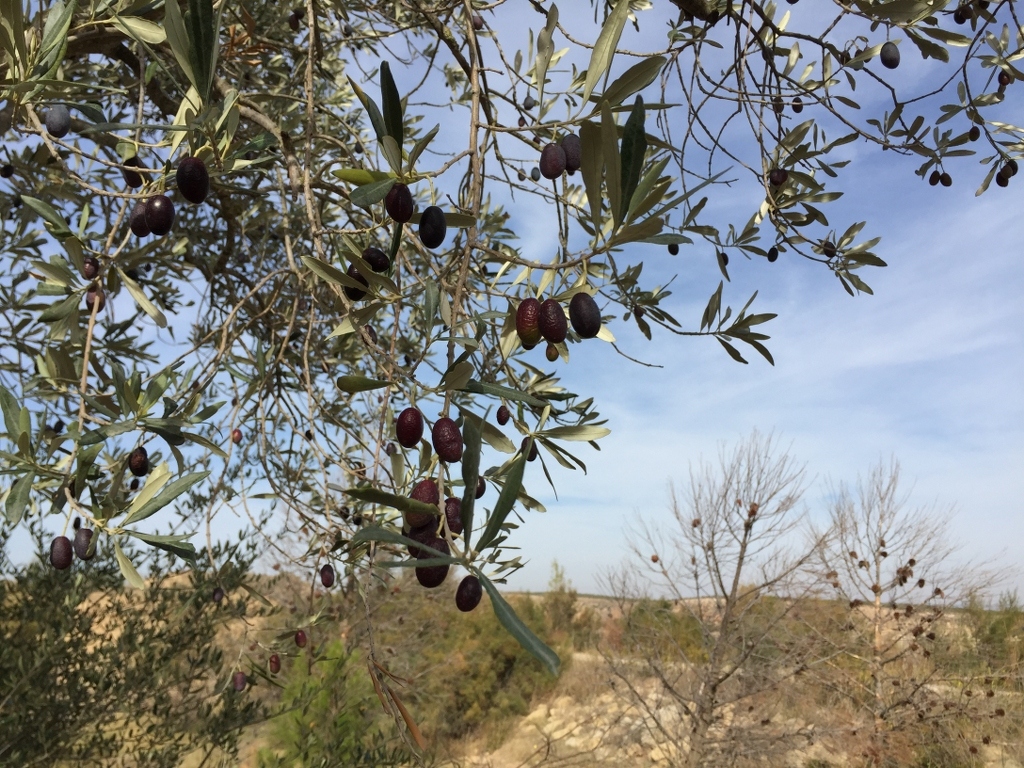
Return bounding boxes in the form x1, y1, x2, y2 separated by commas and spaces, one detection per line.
2, 0, 1021, 750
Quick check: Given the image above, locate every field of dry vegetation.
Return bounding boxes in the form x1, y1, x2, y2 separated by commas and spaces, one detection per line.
4, 549, 1023, 768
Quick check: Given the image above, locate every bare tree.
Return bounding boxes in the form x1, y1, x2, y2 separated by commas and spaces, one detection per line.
604, 431, 825, 768
810, 459, 1007, 766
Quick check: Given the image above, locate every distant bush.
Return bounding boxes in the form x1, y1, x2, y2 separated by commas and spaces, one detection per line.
256, 640, 409, 768
0, 523, 266, 766
360, 573, 566, 748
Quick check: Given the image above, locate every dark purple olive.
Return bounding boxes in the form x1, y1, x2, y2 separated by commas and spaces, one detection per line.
362, 246, 390, 273
408, 479, 440, 528
538, 298, 567, 344
929, 170, 941, 186
475, 476, 486, 499
129, 201, 150, 237
445, 496, 463, 535
145, 194, 175, 236
496, 405, 510, 425
212, 586, 225, 602
415, 536, 450, 588
122, 156, 144, 188
294, 629, 307, 648
767, 246, 779, 262
539, 143, 567, 179
176, 156, 210, 204
769, 168, 788, 186
343, 263, 368, 301
516, 298, 542, 346
396, 407, 424, 448
561, 134, 581, 174
419, 205, 447, 249
320, 563, 335, 588
569, 292, 601, 338
232, 671, 247, 691
85, 286, 105, 313
472, 14, 484, 31
456, 575, 483, 612
407, 520, 439, 557
269, 654, 281, 674
668, 243, 680, 256
45, 105, 71, 138
128, 446, 149, 477
521, 436, 539, 462
82, 257, 100, 281
432, 417, 463, 463
410, 478, 440, 506
288, 10, 300, 31
50, 536, 73, 569
385, 183, 414, 223
73, 528, 94, 560
880, 41, 900, 70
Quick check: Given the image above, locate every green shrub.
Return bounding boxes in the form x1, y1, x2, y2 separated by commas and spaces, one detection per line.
0, 523, 266, 766
256, 640, 408, 768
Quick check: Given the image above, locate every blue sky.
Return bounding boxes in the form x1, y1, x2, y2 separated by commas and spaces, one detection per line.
500, 133, 1024, 594
471, 3, 1024, 595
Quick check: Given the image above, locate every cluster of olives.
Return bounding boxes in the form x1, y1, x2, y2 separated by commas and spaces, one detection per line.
514, 292, 602, 362
340, 182, 449, 304
538, 133, 582, 179
48, 446, 152, 570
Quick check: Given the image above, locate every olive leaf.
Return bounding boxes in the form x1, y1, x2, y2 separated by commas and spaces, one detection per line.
582, 0, 630, 105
